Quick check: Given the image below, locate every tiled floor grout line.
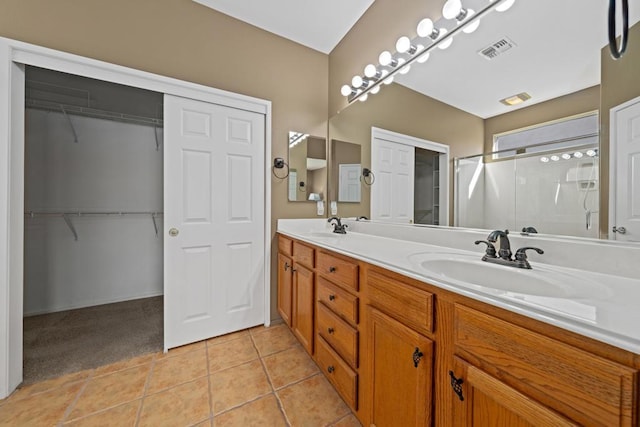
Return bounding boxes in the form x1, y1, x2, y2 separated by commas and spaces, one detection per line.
58, 369, 95, 425
204, 340, 214, 425
134, 354, 157, 427
249, 329, 293, 427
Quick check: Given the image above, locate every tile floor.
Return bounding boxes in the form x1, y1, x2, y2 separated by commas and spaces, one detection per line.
0, 324, 362, 426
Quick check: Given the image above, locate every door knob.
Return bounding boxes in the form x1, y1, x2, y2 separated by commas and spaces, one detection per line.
168, 228, 179, 237
613, 226, 627, 234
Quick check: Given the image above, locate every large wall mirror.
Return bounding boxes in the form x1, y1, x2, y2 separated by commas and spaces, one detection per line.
288, 132, 327, 202
327, 0, 640, 242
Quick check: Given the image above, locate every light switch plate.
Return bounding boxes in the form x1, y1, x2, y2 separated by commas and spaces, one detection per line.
316, 201, 324, 216
330, 201, 337, 215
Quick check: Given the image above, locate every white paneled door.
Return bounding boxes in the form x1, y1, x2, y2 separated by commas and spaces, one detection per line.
338, 163, 361, 202
612, 97, 640, 242
371, 137, 415, 223
164, 95, 265, 349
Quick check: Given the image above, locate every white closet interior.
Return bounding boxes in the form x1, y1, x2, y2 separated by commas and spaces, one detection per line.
24, 66, 164, 315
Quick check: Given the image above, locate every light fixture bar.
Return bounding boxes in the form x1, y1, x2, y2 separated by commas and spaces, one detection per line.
347, 0, 513, 103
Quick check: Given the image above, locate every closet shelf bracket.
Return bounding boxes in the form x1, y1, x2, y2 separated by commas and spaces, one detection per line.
151, 213, 159, 237
62, 214, 79, 241
154, 126, 160, 151
60, 105, 79, 144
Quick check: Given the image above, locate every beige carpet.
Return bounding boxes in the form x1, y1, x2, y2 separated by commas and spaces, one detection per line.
23, 296, 163, 385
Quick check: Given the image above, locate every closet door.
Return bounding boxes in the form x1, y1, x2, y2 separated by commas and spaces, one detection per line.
164, 95, 265, 350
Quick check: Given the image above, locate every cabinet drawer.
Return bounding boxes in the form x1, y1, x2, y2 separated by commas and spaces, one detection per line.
454, 305, 638, 427
316, 335, 358, 411
367, 269, 434, 335
317, 277, 358, 325
293, 241, 314, 268
317, 251, 358, 291
317, 303, 358, 368
278, 235, 292, 256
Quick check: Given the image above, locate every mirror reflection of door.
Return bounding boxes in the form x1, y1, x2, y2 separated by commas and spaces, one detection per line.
288, 131, 327, 202
338, 164, 361, 202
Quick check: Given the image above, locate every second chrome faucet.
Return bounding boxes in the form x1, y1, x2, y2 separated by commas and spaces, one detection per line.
475, 229, 544, 269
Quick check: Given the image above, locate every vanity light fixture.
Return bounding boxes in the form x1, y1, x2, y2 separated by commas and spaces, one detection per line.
574, 151, 584, 159
342, 0, 516, 104
540, 156, 550, 163
550, 155, 560, 162
561, 153, 572, 160
586, 149, 597, 157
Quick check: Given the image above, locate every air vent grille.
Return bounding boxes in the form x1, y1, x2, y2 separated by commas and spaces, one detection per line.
479, 37, 516, 60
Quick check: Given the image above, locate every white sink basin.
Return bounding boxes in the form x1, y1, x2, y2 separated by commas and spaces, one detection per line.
409, 253, 608, 299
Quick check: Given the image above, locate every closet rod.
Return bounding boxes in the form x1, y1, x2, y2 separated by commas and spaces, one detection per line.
25, 211, 164, 217
25, 211, 164, 240
25, 98, 164, 127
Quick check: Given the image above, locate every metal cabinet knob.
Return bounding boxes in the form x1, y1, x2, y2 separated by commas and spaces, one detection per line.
328, 294, 336, 301
613, 226, 627, 234
329, 266, 336, 273
328, 327, 335, 334
327, 366, 335, 374
168, 228, 179, 237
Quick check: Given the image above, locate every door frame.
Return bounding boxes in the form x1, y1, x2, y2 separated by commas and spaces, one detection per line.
0, 36, 272, 399
371, 127, 450, 225
609, 95, 640, 240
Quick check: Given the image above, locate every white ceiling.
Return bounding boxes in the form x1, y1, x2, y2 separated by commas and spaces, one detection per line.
193, 0, 375, 54
195, 0, 640, 118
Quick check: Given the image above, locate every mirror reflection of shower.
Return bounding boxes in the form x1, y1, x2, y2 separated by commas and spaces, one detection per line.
455, 142, 600, 239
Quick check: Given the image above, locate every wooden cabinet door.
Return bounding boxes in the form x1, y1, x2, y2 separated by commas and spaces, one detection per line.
277, 253, 293, 326
451, 357, 578, 427
293, 263, 314, 354
367, 307, 433, 427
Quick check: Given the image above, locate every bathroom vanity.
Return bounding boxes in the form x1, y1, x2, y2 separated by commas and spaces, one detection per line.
277, 219, 640, 427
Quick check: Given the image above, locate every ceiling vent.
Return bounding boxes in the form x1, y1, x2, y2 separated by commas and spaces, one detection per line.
478, 37, 516, 60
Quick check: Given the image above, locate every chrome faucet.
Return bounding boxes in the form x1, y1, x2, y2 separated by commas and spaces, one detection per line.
328, 217, 348, 234
475, 229, 544, 269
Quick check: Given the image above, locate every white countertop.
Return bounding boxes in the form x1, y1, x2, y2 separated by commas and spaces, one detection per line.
278, 219, 640, 354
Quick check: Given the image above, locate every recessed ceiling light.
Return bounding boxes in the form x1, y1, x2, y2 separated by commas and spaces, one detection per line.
499, 92, 531, 106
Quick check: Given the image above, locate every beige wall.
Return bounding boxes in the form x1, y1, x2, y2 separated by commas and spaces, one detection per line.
600, 22, 640, 238
328, 83, 484, 221
484, 86, 601, 153
0, 0, 329, 320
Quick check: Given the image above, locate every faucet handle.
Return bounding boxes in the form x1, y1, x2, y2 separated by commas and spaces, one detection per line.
515, 247, 544, 261
474, 240, 497, 258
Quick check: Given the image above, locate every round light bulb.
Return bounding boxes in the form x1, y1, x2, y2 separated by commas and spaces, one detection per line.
442, 0, 462, 20
417, 18, 435, 38
396, 58, 411, 74
351, 75, 363, 88
340, 84, 353, 97
540, 157, 550, 163
364, 64, 378, 78
396, 36, 412, 53
370, 85, 381, 95
379, 51, 393, 66
586, 149, 597, 157
417, 51, 430, 64
381, 70, 394, 85
437, 28, 453, 49
561, 153, 572, 160
359, 93, 369, 102
462, 9, 480, 33
492, 0, 515, 12
550, 155, 560, 162
574, 151, 584, 158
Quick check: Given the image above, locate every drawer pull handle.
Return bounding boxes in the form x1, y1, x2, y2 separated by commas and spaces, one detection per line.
449, 371, 465, 401
327, 366, 335, 374
291, 267, 297, 273
284, 262, 290, 271
329, 266, 336, 273
329, 294, 336, 301
328, 327, 335, 334
412, 347, 423, 368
